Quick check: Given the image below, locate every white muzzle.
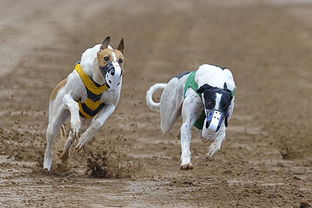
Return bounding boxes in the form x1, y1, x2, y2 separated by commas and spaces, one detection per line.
101, 61, 122, 91
202, 110, 224, 138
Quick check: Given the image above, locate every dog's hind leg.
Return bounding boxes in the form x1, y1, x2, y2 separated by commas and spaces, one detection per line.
59, 119, 91, 161
59, 130, 74, 162
60, 124, 66, 140
43, 106, 69, 171
44, 122, 62, 171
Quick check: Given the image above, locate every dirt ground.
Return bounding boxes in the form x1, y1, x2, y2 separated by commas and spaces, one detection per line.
0, 0, 312, 207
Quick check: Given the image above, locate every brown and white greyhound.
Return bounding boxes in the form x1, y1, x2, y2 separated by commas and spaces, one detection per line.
44, 36, 124, 171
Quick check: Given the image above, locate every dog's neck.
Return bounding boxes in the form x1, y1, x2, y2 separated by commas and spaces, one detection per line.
79, 44, 106, 85
91, 64, 106, 85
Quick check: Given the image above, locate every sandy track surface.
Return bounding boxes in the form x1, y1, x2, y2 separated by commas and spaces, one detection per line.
0, 0, 312, 207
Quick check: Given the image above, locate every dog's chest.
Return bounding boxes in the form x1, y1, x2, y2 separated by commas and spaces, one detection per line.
75, 64, 110, 119
78, 87, 107, 119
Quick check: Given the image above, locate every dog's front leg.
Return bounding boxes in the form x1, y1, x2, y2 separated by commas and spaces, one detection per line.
180, 95, 201, 170
75, 104, 115, 151
180, 121, 194, 170
63, 94, 81, 139
207, 126, 226, 158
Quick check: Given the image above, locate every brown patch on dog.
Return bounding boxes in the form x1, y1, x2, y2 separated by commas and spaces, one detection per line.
97, 49, 113, 68
97, 48, 124, 68
50, 79, 67, 101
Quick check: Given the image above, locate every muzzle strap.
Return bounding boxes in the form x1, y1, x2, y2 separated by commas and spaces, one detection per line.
205, 110, 224, 132
100, 61, 122, 91
100, 62, 115, 74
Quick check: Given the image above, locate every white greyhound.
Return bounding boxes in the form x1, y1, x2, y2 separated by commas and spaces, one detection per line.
146, 64, 236, 170
43, 36, 124, 171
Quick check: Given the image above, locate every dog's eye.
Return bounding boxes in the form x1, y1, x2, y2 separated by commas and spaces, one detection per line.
104, 56, 109, 61
118, 59, 123, 64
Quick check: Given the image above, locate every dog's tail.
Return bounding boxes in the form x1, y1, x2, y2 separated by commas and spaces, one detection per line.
146, 83, 167, 112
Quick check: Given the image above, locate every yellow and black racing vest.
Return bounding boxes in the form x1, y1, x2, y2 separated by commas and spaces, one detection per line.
74, 64, 108, 119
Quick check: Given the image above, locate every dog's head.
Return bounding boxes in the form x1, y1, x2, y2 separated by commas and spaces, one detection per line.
197, 83, 233, 135
97, 36, 125, 91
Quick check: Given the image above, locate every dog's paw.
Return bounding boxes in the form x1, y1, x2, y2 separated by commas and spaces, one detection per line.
75, 142, 84, 152
200, 137, 210, 143
207, 142, 221, 158
70, 120, 81, 139
72, 127, 80, 140
75, 138, 89, 152
180, 163, 193, 170
43, 160, 52, 172
59, 150, 70, 162
207, 149, 217, 158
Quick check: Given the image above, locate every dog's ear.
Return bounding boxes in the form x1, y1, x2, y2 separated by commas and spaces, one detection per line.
117, 38, 124, 54
100, 36, 111, 50
223, 82, 233, 95
197, 84, 211, 94
224, 82, 228, 90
